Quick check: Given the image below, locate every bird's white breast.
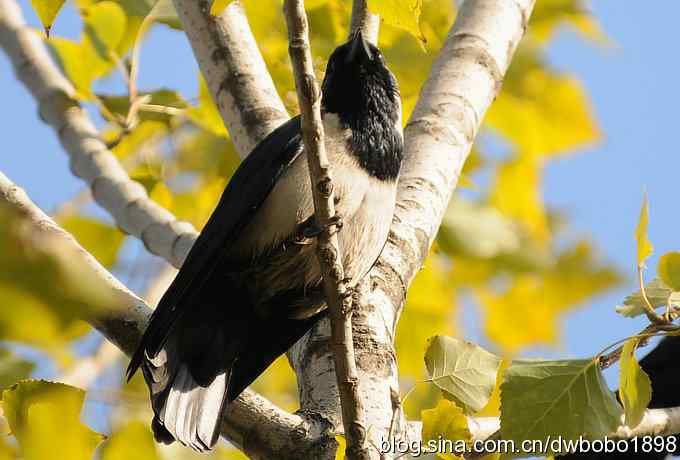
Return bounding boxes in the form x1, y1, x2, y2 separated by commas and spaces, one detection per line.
235, 113, 397, 290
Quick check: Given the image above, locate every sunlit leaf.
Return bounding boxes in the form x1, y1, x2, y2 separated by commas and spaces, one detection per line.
489, 156, 548, 242
616, 278, 680, 318
30, 0, 66, 36
368, 0, 425, 44
186, 75, 227, 136
529, 0, 610, 46
0, 202, 130, 350
479, 242, 619, 353
0, 349, 34, 390
47, 2, 126, 99
335, 434, 346, 460
421, 399, 471, 459
636, 193, 653, 268
210, 0, 232, 16
500, 359, 622, 457
58, 216, 125, 268
619, 338, 651, 428
100, 421, 161, 460
397, 256, 456, 379
1, 380, 104, 460
424, 336, 501, 414
99, 90, 186, 124
487, 51, 600, 158
658, 252, 680, 292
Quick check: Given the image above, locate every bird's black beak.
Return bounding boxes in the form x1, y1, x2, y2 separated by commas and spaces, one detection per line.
346, 31, 373, 63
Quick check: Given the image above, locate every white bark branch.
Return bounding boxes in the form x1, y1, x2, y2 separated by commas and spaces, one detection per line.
0, 0, 198, 269
290, 1, 535, 457
171, 0, 290, 157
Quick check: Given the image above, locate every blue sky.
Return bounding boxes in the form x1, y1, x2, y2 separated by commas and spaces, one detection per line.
2, 1, 679, 392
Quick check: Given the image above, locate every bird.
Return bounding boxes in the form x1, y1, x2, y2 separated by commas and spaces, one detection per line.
126, 31, 404, 452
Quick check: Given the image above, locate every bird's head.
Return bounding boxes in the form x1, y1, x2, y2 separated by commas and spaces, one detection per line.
321, 31, 401, 128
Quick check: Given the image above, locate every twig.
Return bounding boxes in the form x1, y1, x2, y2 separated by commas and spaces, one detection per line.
599, 323, 680, 369
349, 0, 380, 44
282, 1, 370, 459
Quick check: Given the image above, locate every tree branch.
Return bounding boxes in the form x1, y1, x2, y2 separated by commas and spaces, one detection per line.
0, 0, 198, 268
0, 169, 329, 460
349, 0, 379, 44
283, 1, 371, 459
290, 0, 535, 455
171, 0, 290, 157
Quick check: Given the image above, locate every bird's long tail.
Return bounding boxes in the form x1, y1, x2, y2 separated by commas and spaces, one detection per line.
128, 295, 326, 452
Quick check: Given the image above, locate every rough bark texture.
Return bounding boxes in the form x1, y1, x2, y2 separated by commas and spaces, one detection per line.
1, 0, 539, 458
291, 0, 535, 456
171, 0, 290, 157
283, 1, 371, 458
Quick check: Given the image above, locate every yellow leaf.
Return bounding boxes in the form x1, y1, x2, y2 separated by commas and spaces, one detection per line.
210, 0, 232, 16
1, 380, 104, 460
421, 399, 471, 460
658, 252, 680, 292
100, 421, 161, 460
529, 0, 610, 46
487, 52, 600, 157
59, 216, 125, 268
489, 155, 549, 242
635, 192, 653, 268
396, 255, 456, 379
30, 0, 65, 36
368, 0, 425, 44
335, 434, 346, 460
150, 182, 174, 210
619, 339, 652, 428
47, 2, 126, 100
478, 244, 619, 353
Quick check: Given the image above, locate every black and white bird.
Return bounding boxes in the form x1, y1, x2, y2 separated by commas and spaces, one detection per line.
126, 31, 403, 451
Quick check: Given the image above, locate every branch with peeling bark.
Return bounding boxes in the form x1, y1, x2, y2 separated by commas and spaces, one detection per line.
283, 1, 370, 459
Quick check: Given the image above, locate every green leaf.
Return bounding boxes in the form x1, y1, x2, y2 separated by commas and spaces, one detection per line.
658, 252, 680, 292
58, 216, 125, 268
368, 0, 425, 44
100, 421, 160, 460
500, 359, 622, 457
83, 2, 127, 63
636, 193, 653, 268
47, 2, 127, 100
0, 202, 130, 350
1, 380, 104, 460
616, 278, 680, 318
0, 349, 34, 390
619, 339, 651, 428
421, 399, 471, 459
98, 89, 186, 124
424, 336, 501, 414
30, 0, 66, 36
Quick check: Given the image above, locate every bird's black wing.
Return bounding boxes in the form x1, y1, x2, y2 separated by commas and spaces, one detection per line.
127, 116, 302, 378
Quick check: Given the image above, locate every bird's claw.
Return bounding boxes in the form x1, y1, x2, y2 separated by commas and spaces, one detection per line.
303, 214, 344, 238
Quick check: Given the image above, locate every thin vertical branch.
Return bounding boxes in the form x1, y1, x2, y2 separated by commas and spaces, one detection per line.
349, 0, 379, 44
283, 1, 371, 459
